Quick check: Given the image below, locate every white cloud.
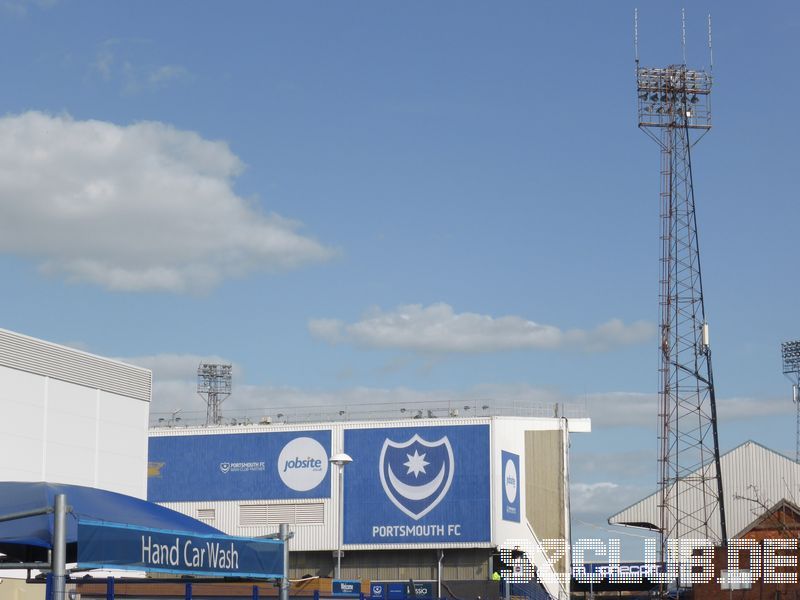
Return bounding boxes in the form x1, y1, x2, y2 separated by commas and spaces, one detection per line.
584, 391, 792, 429
148, 65, 189, 86
129, 355, 786, 429
309, 303, 655, 353
0, 111, 333, 292
92, 39, 190, 94
1, 0, 56, 16
122, 353, 242, 381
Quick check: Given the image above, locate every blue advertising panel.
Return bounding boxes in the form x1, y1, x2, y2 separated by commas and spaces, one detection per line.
148, 430, 331, 502
77, 520, 283, 578
501, 450, 520, 522
343, 424, 490, 544
369, 582, 434, 600
332, 580, 361, 596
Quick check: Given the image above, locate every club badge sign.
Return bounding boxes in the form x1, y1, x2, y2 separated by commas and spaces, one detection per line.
343, 424, 490, 544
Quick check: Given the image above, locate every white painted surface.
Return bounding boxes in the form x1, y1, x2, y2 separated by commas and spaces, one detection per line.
0, 329, 151, 499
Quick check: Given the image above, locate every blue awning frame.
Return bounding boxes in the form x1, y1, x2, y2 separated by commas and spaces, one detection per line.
0, 483, 290, 600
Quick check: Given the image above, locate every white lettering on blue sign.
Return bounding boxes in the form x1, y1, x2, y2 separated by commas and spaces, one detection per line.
140, 536, 239, 571
206, 541, 239, 569
141, 536, 180, 566
183, 540, 206, 567
371, 524, 462, 538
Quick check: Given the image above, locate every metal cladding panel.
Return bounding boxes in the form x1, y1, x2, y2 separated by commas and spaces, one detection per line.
343, 424, 491, 545
148, 430, 332, 502
0, 327, 151, 402
158, 499, 336, 552
1, 362, 149, 498
609, 441, 800, 539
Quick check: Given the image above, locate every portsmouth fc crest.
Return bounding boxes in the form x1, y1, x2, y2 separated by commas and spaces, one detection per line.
379, 433, 454, 520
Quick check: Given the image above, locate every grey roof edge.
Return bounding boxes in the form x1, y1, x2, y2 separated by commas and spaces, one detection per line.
0, 327, 152, 402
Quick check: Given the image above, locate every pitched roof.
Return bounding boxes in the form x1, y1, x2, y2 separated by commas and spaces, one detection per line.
608, 441, 800, 539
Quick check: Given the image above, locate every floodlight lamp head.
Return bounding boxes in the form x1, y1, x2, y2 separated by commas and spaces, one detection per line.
782, 340, 800, 374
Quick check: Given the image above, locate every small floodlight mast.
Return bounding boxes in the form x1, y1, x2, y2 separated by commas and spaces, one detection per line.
197, 363, 232, 426
781, 340, 800, 462
634, 8, 727, 569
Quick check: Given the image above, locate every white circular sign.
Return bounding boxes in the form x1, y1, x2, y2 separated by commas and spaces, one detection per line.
277, 437, 329, 492
504, 458, 518, 503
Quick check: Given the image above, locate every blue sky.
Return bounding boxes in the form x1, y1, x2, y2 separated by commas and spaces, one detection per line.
1, 0, 798, 558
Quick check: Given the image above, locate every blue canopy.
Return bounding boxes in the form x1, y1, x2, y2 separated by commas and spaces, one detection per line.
0, 482, 220, 562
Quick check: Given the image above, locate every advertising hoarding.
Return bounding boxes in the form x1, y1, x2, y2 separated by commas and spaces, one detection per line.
501, 450, 520, 522
343, 424, 490, 544
148, 430, 331, 502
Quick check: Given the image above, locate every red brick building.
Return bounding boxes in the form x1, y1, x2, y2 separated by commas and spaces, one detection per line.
693, 500, 800, 600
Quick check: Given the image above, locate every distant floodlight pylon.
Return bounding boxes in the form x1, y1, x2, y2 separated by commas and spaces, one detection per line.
197, 363, 232, 426
781, 340, 800, 462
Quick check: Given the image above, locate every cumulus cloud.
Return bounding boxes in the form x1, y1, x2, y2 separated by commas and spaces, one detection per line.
584, 391, 792, 429
309, 303, 655, 353
123, 353, 242, 382
148, 65, 189, 86
118, 351, 789, 430
92, 39, 190, 93
0, 111, 333, 292
1, 0, 55, 16
570, 480, 659, 551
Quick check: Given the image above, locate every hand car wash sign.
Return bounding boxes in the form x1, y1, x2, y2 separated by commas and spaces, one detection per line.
77, 520, 283, 578
343, 424, 490, 544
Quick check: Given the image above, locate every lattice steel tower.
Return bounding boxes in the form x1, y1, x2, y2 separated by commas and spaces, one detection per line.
781, 340, 800, 462
635, 10, 727, 551
197, 363, 232, 426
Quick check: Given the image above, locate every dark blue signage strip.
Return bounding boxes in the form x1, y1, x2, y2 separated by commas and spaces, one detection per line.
148, 430, 332, 502
344, 424, 490, 544
369, 582, 434, 600
77, 520, 283, 578
332, 580, 362, 596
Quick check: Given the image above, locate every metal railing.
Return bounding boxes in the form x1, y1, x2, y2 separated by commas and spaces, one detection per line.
151, 399, 587, 429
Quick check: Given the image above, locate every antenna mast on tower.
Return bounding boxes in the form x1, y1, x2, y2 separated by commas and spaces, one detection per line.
197, 363, 232, 426
634, 9, 727, 557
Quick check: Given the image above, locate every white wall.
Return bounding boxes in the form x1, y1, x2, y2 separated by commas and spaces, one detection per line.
0, 329, 151, 498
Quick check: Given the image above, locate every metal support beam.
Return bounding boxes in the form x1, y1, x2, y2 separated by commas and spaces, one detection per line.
52, 494, 67, 600
279, 523, 290, 600
437, 550, 444, 600
0, 563, 51, 570
0, 506, 53, 524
